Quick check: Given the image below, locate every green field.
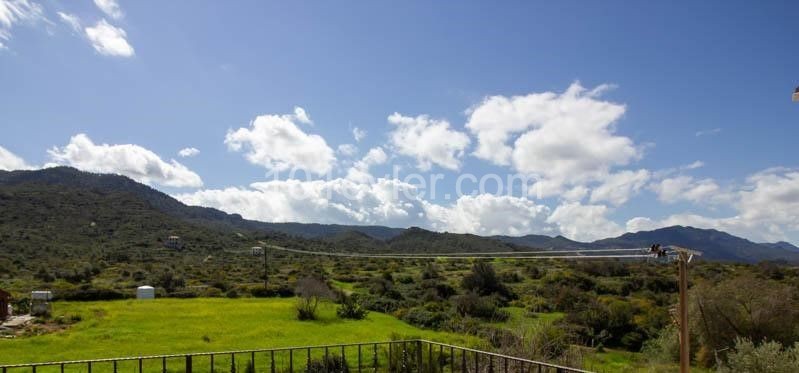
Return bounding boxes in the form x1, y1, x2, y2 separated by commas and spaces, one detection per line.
0, 298, 474, 365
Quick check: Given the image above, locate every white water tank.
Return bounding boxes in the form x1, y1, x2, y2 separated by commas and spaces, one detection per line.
136, 286, 155, 300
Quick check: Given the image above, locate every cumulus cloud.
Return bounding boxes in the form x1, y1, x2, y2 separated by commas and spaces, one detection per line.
628, 168, 799, 243
48, 134, 203, 188
293, 106, 312, 125
57, 11, 80, 33
590, 170, 650, 206
424, 194, 555, 236
0, 0, 45, 48
547, 202, 623, 242
178, 147, 200, 158
466, 82, 639, 195
649, 176, 727, 204
346, 147, 388, 183
85, 19, 134, 57
695, 128, 721, 137
93, 0, 122, 20
388, 113, 470, 171
0, 145, 32, 171
225, 108, 336, 176
352, 127, 366, 142
337, 144, 358, 157
176, 177, 426, 227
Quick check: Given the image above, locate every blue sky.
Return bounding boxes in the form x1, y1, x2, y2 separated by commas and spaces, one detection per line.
1, 0, 797, 244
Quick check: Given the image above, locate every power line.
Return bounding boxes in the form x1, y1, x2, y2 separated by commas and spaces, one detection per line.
268, 246, 654, 260
341, 248, 647, 257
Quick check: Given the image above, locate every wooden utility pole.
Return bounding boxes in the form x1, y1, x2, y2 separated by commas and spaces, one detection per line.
672, 246, 701, 373
678, 251, 690, 373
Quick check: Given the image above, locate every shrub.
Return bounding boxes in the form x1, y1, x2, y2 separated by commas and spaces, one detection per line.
336, 293, 369, 320
453, 293, 509, 321
718, 338, 799, 373
305, 355, 349, 373
295, 277, 332, 321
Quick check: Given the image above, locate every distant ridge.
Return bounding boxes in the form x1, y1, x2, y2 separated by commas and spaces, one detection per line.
1, 167, 797, 263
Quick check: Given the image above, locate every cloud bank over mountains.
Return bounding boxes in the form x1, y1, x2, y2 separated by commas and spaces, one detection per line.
2, 83, 797, 245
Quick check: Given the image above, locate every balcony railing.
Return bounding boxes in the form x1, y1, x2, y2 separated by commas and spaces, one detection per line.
0, 339, 591, 373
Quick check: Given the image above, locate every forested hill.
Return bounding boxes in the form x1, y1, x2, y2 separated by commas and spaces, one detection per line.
1, 167, 797, 263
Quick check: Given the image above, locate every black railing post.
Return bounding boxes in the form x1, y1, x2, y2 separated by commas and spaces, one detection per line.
289, 349, 294, 373
60, 364, 64, 373
186, 355, 192, 373
307, 347, 311, 371
461, 349, 466, 373
488, 355, 493, 373
162, 357, 166, 373
428, 343, 433, 372
358, 344, 362, 373
474, 351, 479, 373
324, 347, 329, 373
389, 343, 393, 372
503, 357, 508, 373
211, 354, 215, 373
271, 350, 275, 373
138, 358, 143, 373
88, 362, 92, 373
230, 353, 235, 373
115, 361, 119, 373
416, 341, 423, 372
373, 344, 378, 371
32, 366, 36, 373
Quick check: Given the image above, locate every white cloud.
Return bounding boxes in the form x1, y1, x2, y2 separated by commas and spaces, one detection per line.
547, 202, 623, 242
337, 144, 358, 157
225, 108, 335, 176
682, 161, 705, 170
93, 0, 123, 20
650, 176, 726, 204
466, 82, 639, 195
84, 19, 134, 57
346, 147, 388, 183
424, 194, 555, 236
352, 127, 366, 142
0, 0, 45, 48
48, 134, 203, 188
0, 145, 32, 171
176, 177, 426, 228
628, 168, 799, 243
178, 147, 200, 158
293, 106, 312, 125
590, 169, 650, 206
388, 113, 470, 171
57, 11, 80, 33
695, 128, 721, 137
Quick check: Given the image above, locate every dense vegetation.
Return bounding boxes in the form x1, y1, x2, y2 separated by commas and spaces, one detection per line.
2, 168, 799, 371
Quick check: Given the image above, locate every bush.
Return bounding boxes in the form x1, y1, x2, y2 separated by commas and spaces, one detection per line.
58, 288, 126, 301
453, 293, 509, 321
718, 338, 799, 373
305, 355, 349, 373
295, 277, 332, 321
336, 293, 369, 320
402, 307, 449, 329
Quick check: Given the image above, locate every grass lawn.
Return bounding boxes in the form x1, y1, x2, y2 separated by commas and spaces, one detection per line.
0, 298, 474, 365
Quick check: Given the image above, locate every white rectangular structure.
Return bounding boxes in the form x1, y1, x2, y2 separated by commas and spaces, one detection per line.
31, 291, 53, 301
136, 286, 155, 300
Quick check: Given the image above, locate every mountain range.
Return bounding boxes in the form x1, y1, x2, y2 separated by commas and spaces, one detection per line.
1, 167, 797, 263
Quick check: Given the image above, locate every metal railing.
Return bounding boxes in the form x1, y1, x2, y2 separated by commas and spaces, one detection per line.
0, 339, 592, 373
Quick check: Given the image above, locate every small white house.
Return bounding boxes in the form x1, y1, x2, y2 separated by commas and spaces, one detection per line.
251, 246, 264, 256
30, 290, 53, 316
31, 291, 53, 301
136, 286, 155, 300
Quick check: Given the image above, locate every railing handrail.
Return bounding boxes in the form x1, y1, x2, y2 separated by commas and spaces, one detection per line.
0, 339, 593, 372
421, 339, 594, 373
0, 340, 422, 368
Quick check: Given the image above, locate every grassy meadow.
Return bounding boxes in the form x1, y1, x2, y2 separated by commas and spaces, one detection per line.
0, 298, 473, 365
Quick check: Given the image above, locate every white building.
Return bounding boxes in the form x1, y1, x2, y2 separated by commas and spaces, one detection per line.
30, 290, 53, 316
251, 246, 264, 256
137, 286, 155, 300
